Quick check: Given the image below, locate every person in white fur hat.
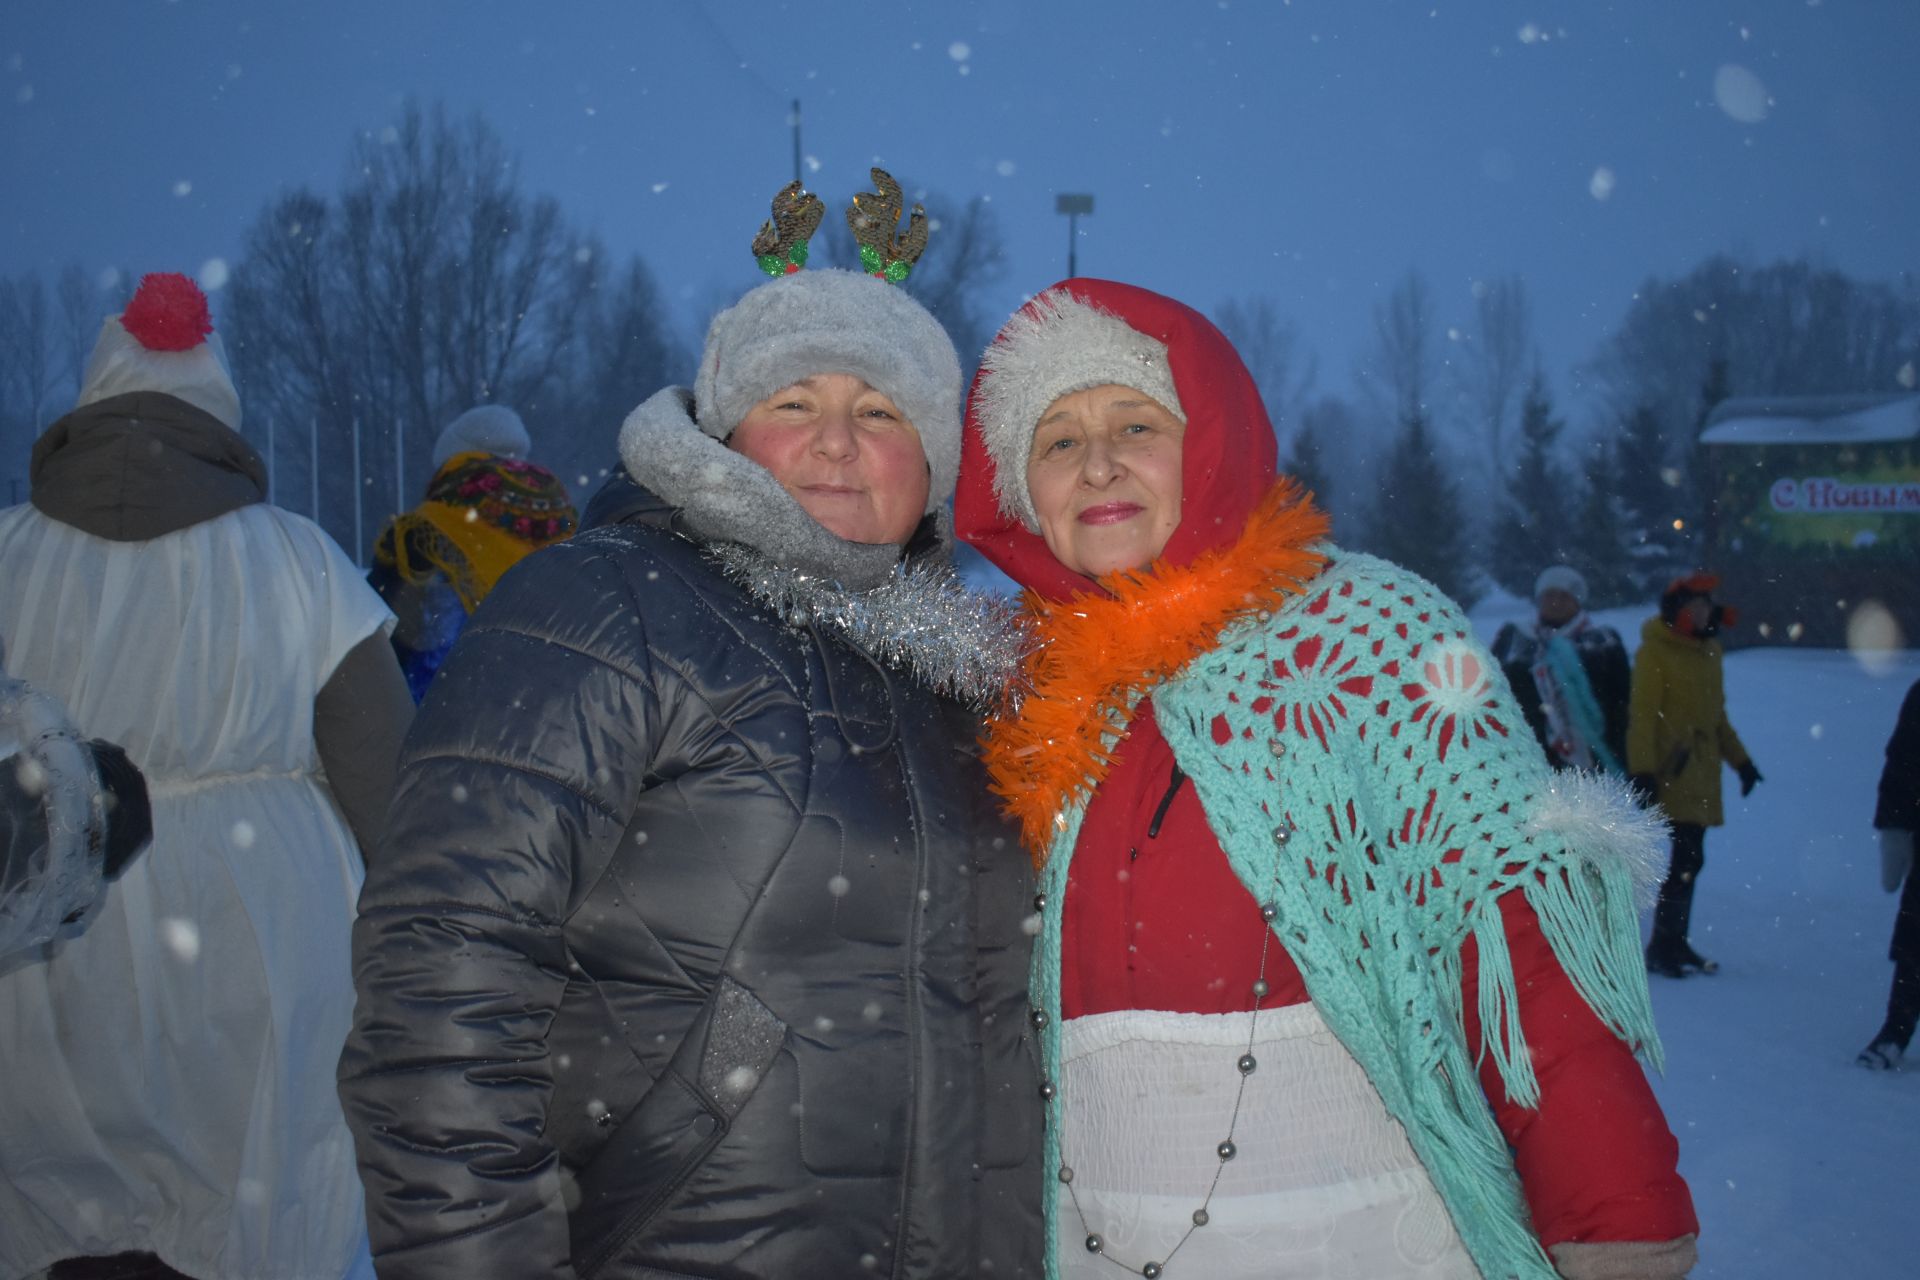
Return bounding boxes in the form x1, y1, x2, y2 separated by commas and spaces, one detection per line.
339, 173, 1044, 1279
0, 272, 410, 1280
367, 402, 577, 701
1491, 563, 1633, 774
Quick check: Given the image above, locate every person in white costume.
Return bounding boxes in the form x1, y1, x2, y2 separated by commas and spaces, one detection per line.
0, 274, 412, 1280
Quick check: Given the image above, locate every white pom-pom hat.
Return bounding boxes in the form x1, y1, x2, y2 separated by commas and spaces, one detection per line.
77, 272, 242, 432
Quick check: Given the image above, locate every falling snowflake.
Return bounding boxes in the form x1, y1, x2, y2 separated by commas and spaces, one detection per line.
161, 918, 202, 962
1713, 65, 1770, 124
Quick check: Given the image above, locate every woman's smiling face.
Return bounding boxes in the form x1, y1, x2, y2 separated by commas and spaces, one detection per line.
728, 372, 930, 545
1024, 383, 1185, 579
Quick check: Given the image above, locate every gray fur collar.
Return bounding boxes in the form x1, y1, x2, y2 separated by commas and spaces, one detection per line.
617, 387, 902, 589
705, 541, 1029, 710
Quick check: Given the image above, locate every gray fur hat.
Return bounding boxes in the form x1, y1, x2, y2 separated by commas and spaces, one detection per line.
692, 268, 963, 515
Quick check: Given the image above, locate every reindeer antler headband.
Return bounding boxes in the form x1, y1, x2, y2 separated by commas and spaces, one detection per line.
750, 167, 928, 284
751, 180, 826, 277
846, 168, 928, 284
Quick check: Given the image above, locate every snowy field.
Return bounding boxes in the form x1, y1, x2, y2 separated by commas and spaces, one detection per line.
1470, 600, 1919, 1278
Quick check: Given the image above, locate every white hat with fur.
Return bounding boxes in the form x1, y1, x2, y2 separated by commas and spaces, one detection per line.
970, 287, 1183, 529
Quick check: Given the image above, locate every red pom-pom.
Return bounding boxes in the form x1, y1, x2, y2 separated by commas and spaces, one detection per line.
119, 272, 213, 352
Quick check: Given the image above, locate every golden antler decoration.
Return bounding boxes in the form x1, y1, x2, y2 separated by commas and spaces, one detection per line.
845, 167, 927, 284
752, 180, 826, 277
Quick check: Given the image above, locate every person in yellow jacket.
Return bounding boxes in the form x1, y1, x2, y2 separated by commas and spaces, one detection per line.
368, 405, 577, 701
1629, 572, 1763, 977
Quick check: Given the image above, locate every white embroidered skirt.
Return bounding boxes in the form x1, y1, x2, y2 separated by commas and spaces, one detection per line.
1056, 1004, 1481, 1279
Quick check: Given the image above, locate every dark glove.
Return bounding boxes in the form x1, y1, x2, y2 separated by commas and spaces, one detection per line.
1736, 759, 1763, 797
88, 741, 153, 880
1628, 773, 1659, 807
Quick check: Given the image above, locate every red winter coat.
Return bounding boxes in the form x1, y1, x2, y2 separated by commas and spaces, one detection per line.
956, 277, 1695, 1254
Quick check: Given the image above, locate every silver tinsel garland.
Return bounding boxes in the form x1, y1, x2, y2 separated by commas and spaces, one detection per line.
707, 543, 1030, 711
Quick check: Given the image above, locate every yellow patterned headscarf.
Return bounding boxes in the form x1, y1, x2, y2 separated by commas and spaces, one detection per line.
376, 452, 578, 613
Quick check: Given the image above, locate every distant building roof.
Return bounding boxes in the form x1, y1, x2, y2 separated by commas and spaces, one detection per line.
1699, 393, 1920, 446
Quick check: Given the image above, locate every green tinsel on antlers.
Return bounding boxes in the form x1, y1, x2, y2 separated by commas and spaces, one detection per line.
751, 181, 826, 278
746, 168, 929, 285
847, 168, 927, 284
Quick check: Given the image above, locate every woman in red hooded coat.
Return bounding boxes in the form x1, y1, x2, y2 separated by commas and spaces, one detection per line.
956, 280, 1698, 1280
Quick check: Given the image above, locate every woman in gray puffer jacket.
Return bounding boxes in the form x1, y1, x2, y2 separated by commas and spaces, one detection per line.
338, 184, 1043, 1280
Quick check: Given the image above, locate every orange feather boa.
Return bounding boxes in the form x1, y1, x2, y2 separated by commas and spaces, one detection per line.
984, 481, 1330, 863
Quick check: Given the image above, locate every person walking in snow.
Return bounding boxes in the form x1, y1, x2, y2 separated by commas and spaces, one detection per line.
1629, 573, 1762, 979
1, 653, 151, 961
1858, 678, 1920, 1069
337, 174, 1043, 1279
958, 279, 1697, 1280
0, 273, 413, 1280
366, 404, 577, 701
1493, 565, 1631, 773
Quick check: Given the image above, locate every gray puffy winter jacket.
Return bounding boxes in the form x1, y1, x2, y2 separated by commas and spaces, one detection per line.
338, 473, 1043, 1280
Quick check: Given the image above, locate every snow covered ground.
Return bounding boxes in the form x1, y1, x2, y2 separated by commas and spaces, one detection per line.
1470, 600, 1918, 1278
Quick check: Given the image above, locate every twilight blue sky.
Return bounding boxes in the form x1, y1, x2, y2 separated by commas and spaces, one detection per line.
4, 0, 1917, 427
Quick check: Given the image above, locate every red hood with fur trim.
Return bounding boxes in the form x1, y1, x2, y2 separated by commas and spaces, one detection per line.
955, 278, 1279, 601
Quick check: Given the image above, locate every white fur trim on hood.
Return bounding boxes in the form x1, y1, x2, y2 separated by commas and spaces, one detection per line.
972, 287, 1184, 529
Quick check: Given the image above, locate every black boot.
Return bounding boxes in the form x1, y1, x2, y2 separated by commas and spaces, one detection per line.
1858, 1036, 1905, 1070
1675, 941, 1719, 975
1646, 877, 1697, 977
1648, 826, 1715, 976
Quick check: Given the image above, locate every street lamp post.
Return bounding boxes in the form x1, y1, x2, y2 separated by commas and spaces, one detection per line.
1055, 193, 1094, 278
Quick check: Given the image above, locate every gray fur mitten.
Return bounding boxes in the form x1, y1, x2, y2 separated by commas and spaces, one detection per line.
1550, 1236, 1697, 1280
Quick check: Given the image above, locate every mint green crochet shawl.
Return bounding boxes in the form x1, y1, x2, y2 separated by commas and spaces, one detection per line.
1028, 549, 1669, 1280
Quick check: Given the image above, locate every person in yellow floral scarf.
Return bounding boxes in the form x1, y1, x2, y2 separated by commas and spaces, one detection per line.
369, 405, 577, 700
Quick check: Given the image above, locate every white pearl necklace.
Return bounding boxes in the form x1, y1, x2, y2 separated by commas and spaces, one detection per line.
1046, 823, 1293, 1278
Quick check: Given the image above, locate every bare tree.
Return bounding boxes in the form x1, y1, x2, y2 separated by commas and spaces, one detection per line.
903, 193, 1008, 375
55, 264, 98, 398
1588, 254, 1920, 451
1214, 296, 1315, 440
0, 275, 58, 504
543, 250, 690, 490
1457, 276, 1533, 464
0, 276, 55, 431
226, 102, 645, 557
1358, 271, 1435, 422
